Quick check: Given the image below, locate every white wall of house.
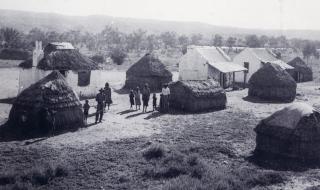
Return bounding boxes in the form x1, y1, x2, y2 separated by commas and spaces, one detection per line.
0, 68, 20, 99
233, 49, 262, 83
18, 69, 104, 98
179, 49, 208, 80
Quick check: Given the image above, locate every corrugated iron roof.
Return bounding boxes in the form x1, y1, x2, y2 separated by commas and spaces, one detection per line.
249, 48, 293, 70
193, 46, 247, 73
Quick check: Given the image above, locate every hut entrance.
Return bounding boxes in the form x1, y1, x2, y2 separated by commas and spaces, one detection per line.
293, 71, 303, 82
78, 71, 91, 87
59, 70, 67, 77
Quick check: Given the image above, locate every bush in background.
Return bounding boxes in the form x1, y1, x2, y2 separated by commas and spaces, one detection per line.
110, 47, 127, 65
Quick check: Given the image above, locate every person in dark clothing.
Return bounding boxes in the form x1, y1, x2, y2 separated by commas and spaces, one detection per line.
129, 90, 135, 109
141, 83, 151, 113
83, 100, 90, 124
104, 82, 112, 110
95, 89, 105, 123
152, 93, 157, 111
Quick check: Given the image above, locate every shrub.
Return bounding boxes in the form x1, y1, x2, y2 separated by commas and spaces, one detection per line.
90, 55, 105, 64
143, 144, 166, 160
110, 48, 127, 65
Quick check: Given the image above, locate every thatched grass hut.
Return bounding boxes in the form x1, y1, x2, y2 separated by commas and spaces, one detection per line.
124, 53, 172, 91
37, 43, 99, 71
0, 71, 84, 140
248, 63, 296, 102
254, 103, 320, 162
286, 57, 313, 82
169, 80, 227, 112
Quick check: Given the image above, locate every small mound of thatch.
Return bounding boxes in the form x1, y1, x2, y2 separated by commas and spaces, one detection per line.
254, 103, 320, 162
248, 63, 297, 102
124, 53, 172, 91
286, 57, 313, 82
19, 59, 32, 69
0, 71, 84, 141
169, 80, 227, 112
37, 43, 99, 71
0, 48, 30, 60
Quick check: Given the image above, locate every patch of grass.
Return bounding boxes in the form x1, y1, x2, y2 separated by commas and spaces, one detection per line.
0, 163, 69, 189
143, 144, 166, 160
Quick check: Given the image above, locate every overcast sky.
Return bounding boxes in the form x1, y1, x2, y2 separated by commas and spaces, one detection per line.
1, 0, 319, 30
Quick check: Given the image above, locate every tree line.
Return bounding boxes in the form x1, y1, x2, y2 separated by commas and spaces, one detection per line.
0, 25, 319, 63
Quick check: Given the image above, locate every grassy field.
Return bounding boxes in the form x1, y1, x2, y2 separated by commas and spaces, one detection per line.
1, 72, 320, 190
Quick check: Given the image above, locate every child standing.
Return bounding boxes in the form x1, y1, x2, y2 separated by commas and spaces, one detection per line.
129, 90, 135, 109
83, 100, 90, 124
152, 93, 157, 111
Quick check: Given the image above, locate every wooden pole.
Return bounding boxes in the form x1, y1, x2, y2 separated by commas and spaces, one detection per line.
244, 71, 247, 88
233, 72, 235, 90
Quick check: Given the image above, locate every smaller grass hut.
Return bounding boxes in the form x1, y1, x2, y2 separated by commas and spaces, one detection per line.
124, 53, 172, 91
254, 103, 320, 162
169, 80, 227, 112
248, 63, 296, 102
286, 57, 313, 82
0, 71, 84, 140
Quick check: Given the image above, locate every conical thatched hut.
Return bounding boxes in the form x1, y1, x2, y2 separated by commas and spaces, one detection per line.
169, 80, 227, 112
286, 57, 313, 82
0, 71, 84, 140
254, 103, 320, 162
248, 63, 297, 102
124, 53, 172, 91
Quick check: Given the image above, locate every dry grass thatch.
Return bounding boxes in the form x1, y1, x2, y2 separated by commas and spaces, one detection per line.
248, 63, 297, 102
169, 79, 227, 112
0, 71, 84, 140
124, 53, 172, 91
37, 45, 99, 71
287, 57, 313, 82
254, 103, 320, 161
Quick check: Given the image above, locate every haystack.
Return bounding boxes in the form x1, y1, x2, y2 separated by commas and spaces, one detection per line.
37, 43, 99, 71
254, 103, 320, 161
169, 80, 227, 112
0, 71, 84, 140
286, 57, 313, 82
124, 53, 172, 91
248, 63, 296, 102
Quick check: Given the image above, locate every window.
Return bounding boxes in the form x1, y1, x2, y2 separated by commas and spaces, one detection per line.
244, 62, 249, 73
78, 71, 91, 86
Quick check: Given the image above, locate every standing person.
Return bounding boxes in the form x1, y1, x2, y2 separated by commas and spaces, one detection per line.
152, 93, 157, 111
129, 90, 135, 109
104, 82, 112, 110
141, 83, 151, 113
161, 83, 170, 113
134, 87, 141, 110
83, 100, 90, 124
95, 88, 105, 123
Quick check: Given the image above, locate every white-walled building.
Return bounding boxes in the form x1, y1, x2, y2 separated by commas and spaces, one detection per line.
19, 41, 102, 98
179, 46, 247, 88
233, 48, 294, 84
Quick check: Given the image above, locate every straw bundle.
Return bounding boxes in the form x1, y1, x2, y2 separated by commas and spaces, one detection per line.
286, 57, 313, 82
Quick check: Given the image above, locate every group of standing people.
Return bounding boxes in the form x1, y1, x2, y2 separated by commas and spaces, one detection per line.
82, 82, 171, 125
129, 83, 152, 112
129, 83, 171, 113
82, 82, 112, 124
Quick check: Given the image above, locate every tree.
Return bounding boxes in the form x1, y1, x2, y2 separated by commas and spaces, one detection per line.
212, 34, 223, 47
178, 35, 189, 47
245, 34, 261, 48
110, 47, 127, 65
259, 35, 269, 47
303, 42, 318, 63
98, 25, 123, 50
0, 27, 22, 48
277, 35, 289, 48
226, 37, 237, 52
160, 32, 177, 49
190, 33, 203, 45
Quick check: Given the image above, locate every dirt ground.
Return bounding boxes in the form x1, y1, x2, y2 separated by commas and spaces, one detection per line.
1, 76, 320, 189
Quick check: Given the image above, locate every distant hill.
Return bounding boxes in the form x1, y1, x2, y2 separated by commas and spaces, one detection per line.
1, 9, 320, 40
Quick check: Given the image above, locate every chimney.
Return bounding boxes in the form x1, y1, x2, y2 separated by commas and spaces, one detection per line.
32, 41, 44, 67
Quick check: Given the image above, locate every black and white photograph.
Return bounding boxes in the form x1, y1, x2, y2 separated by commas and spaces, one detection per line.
0, 0, 320, 189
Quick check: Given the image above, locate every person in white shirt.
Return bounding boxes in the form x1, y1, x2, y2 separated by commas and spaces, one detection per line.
161, 83, 170, 113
